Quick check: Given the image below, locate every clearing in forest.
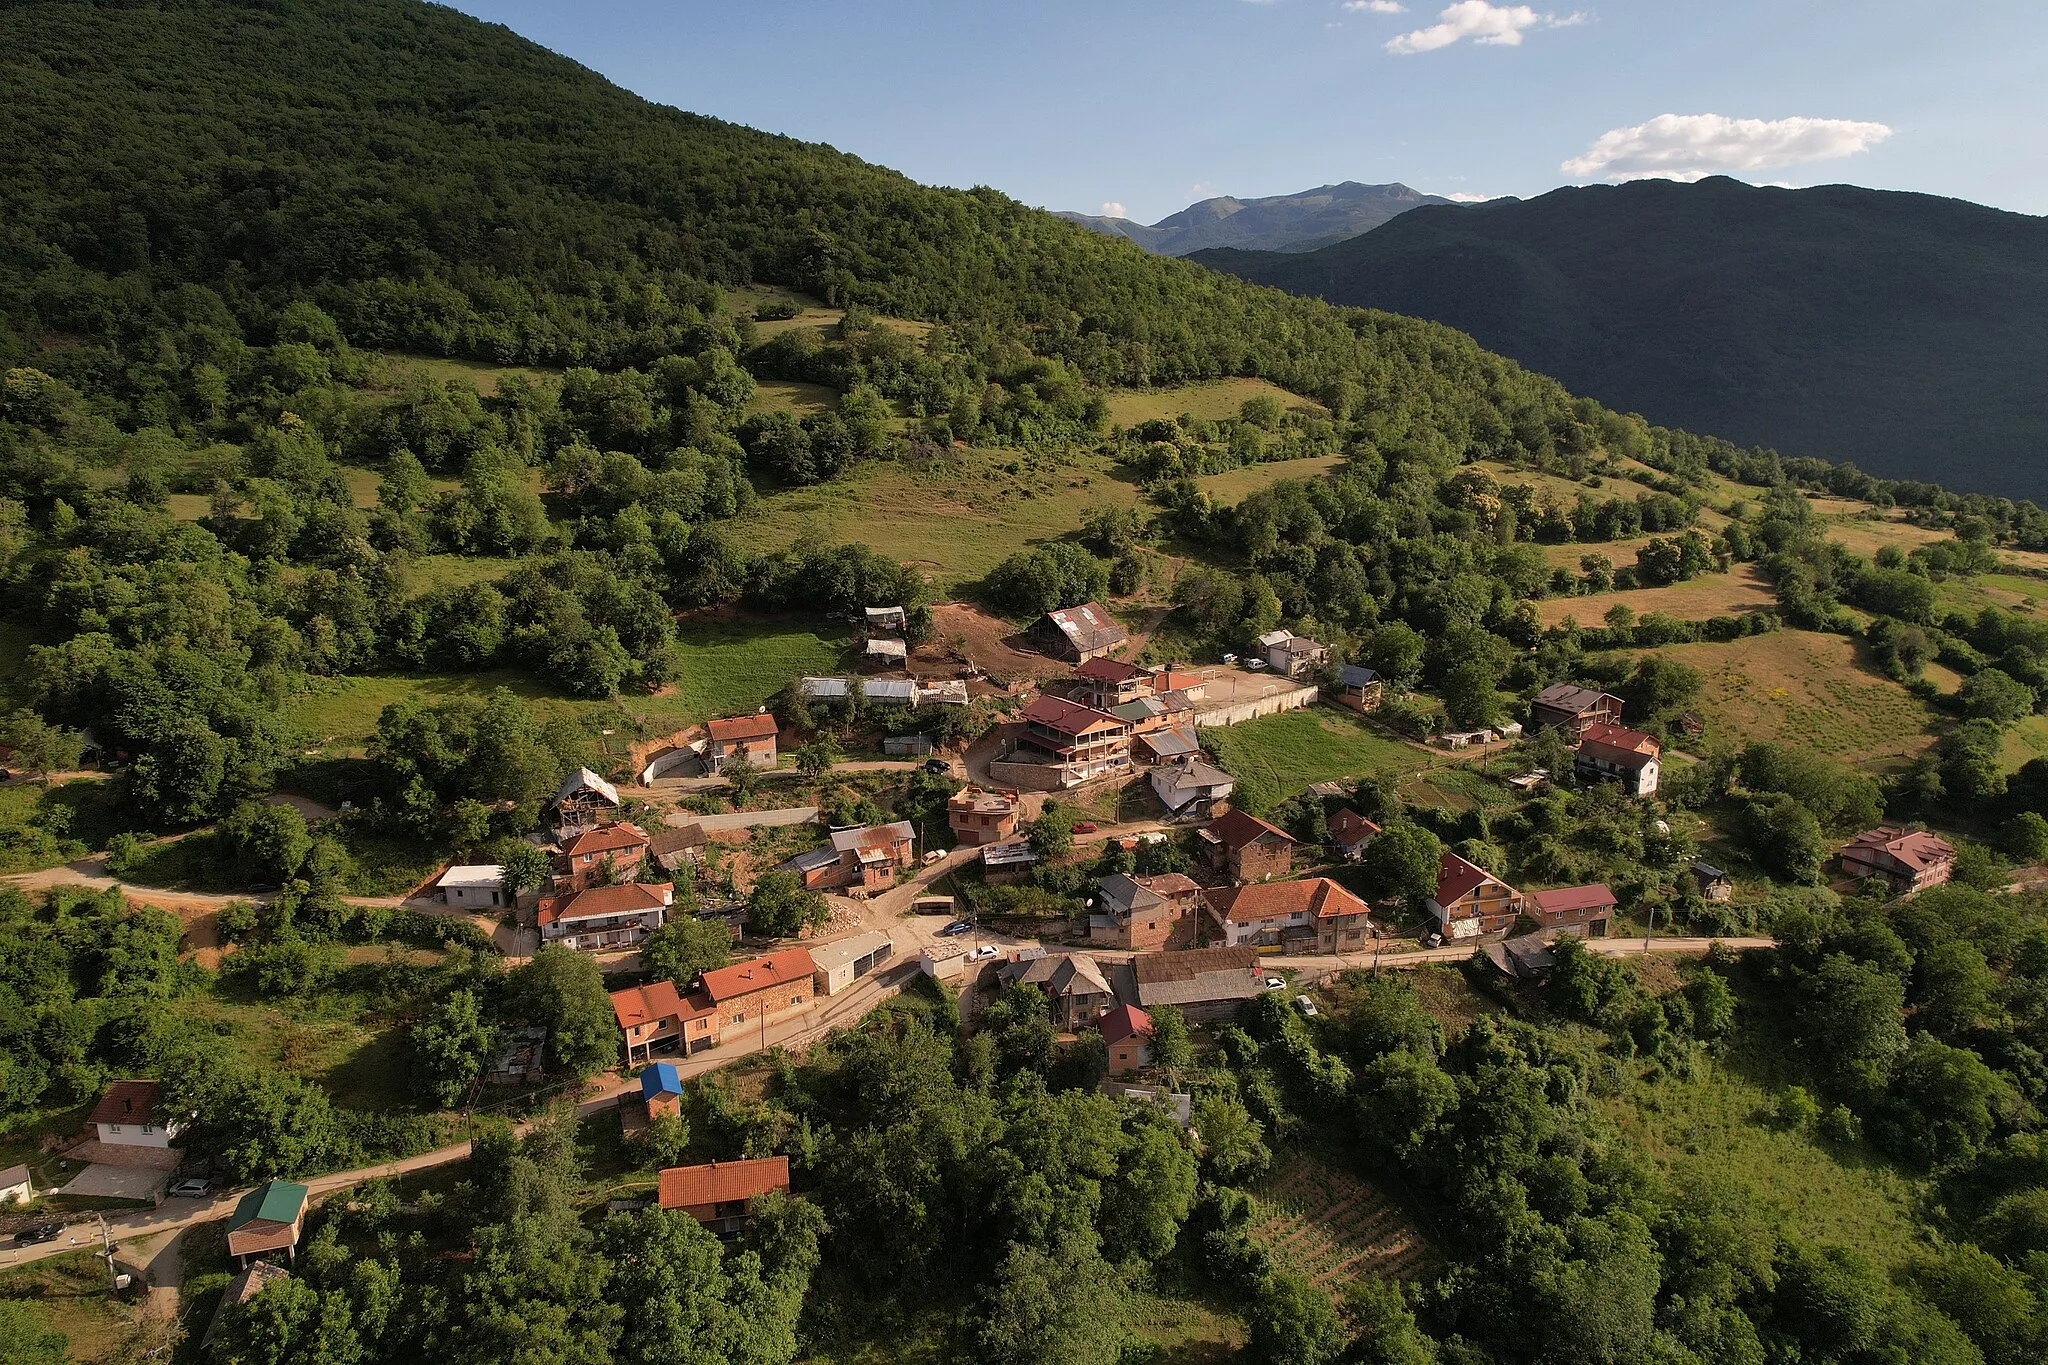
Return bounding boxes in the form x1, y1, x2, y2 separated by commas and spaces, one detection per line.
1196, 455, 1347, 503
1533, 564, 1777, 627
1248, 1151, 1429, 1290
1103, 378, 1325, 428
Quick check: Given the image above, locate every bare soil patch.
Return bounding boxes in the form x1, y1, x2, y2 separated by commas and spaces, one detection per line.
926, 602, 1070, 685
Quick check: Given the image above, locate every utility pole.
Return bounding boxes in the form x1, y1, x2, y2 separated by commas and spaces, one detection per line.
1642, 899, 1656, 955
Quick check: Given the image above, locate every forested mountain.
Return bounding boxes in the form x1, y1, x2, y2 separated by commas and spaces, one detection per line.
1194, 177, 2048, 500
1056, 181, 1453, 255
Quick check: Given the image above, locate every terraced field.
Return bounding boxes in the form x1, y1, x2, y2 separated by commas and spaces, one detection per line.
1248, 1152, 1429, 1292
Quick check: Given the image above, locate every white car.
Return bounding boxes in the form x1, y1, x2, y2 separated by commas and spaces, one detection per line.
968, 945, 1000, 961
1264, 976, 1286, 990
1294, 994, 1319, 1017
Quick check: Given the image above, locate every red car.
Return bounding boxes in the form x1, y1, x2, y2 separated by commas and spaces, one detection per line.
1070, 821, 1098, 835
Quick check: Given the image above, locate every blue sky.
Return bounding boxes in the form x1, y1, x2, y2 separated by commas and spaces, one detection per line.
445, 1, 2047, 222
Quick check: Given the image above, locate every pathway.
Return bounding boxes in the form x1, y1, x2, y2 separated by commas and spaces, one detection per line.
675, 806, 820, 832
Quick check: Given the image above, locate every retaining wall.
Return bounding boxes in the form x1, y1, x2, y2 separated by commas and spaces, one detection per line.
1192, 683, 1322, 728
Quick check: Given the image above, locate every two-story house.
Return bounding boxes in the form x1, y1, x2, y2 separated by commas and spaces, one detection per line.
1206, 878, 1372, 952
1201, 808, 1296, 883
1091, 873, 1202, 951
610, 979, 717, 1063
706, 714, 779, 773
1428, 851, 1523, 941
1016, 694, 1133, 781
86, 1080, 181, 1154
552, 822, 652, 892
1258, 631, 1331, 678
1097, 1005, 1155, 1078
1523, 884, 1616, 937
1530, 684, 1624, 737
1574, 723, 1662, 798
829, 820, 917, 890
1839, 827, 1956, 897
947, 787, 1021, 846
538, 881, 672, 951
1151, 757, 1236, 821
1073, 656, 1152, 711
700, 949, 818, 1031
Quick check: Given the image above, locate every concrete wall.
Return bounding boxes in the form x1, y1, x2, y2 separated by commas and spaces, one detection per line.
988, 758, 1082, 792
1192, 684, 1321, 729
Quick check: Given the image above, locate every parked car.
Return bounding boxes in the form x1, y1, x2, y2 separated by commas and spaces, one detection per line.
923, 758, 951, 775
167, 1178, 213, 1198
1293, 995, 1319, 1017
1263, 976, 1286, 990
1425, 933, 1443, 948
14, 1222, 64, 1246
921, 849, 945, 866
1243, 658, 1267, 671
968, 945, 999, 961
1070, 821, 1098, 835
937, 919, 973, 937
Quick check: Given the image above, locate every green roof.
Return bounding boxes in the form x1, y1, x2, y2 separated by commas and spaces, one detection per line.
231, 1180, 308, 1229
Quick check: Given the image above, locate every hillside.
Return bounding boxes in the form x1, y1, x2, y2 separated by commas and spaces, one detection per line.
1056, 180, 1453, 255
1194, 177, 2048, 500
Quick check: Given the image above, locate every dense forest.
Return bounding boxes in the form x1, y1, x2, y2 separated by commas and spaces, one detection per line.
1194, 178, 2048, 500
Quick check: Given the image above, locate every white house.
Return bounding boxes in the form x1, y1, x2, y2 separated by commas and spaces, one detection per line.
1150, 757, 1236, 820
90, 1080, 180, 1149
0, 1163, 31, 1206
809, 931, 895, 996
1257, 630, 1330, 678
436, 864, 507, 910
537, 883, 673, 952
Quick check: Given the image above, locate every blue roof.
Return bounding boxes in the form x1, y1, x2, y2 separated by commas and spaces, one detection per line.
1339, 665, 1379, 687
640, 1063, 683, 1099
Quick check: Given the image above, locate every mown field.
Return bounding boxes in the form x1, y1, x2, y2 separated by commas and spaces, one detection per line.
1633, 632, 1943, 770
1534, 565, 1777, 627
1103, 377, 1325, 429
1201, 706, 1422, 810
1195, 454, 1347, 503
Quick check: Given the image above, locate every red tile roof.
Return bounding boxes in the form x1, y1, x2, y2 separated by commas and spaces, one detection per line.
699, 948, 816, 1002
1019, 694, 1126, 736
1579, 723, 1659, 754
1434, 851, 1512, 906
610, 981, 682, 1031
539, 882, 671, 926
1076, 656, 1143, 684
560, 823, 650, 858
1209, 878, 1370, 924
1210, 807, 1295, 851
658, 1156, 790, 1211
707, 714, 779, 743
1526, 884, 1617, 916
89, 1080, 161, 1127
1578, 736, 1657, 770
1330, 809, 1382, 846
1096, 1004, 1153, 1046
1149, 669, 1203, 694
1841, 827, 1956, 873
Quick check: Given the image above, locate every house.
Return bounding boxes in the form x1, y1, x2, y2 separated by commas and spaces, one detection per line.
87, 1080, 180, 1150
435, 864, 508, 910
1006, 952, 1116, 1031
0, 1163, 30, 1206
649, 824, 708, 876
641, 1061, 686, 1118
1333, 665, 1384, 713
948, 786, 1022, 846
1574, 723, 1662, 797
1097, 1004, 1154, 1077
1151, 757, 1236, 821
1016, 694, 1133, 781
827, 820, 917, 891
538, 882, 672, 952
1428, 851, 1523, 941
699, 949, 817, 1031
1205, 878, 1373, 953
1075, 656, 1150, 711
1110, 694, 1174, 735
553, 821, 652, 892
1200, 807, 1296, 883
706, 714, 779, 773
1691, 861, 1734, 902
809, 931, 894, 995
1523, 884, 1616, 937
1530, 684, 1625, 737
1091, 873, 1202, 951
1258, 630, 1330, 678
610, 979, 718, 1063
1839, 827, 1957, 897
1130, 946, 1265, 1025
1329, 809, 1382, 862
981, 841, 1041, 883
1136, 725, 1201, 764
1032, 601, 1129, 663
227, 1180, 308, 1267
547, 767, 621, 834
659, 1157, 790, 1234
781, 845, 843, 889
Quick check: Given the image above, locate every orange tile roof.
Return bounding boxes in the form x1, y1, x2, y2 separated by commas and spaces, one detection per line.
699, 948, 816, 1002
1076, 656, 1142, 683
1579, 723, 1659, 754
708, 714, 779, 743
1526, 884, 1617, 915
89, 1080, 162, 1127
538, 882, 671, 926
560, 823, 650, 858
1434, 851, 1512, 906
610, 980, 682, 1030
1210, 807, 1294, 851
658, 1156, 790, 1210
1209, 878, 1369, 924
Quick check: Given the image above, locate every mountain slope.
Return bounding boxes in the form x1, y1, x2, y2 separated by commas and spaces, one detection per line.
1058, 182, 1452, 255
1194, 178, 2048, 499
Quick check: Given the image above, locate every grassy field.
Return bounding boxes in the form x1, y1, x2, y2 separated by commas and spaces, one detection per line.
736, 447, 1142, 594
1817, 514, 1952, 559
2001, 713, 2048, 772
1202, 706, 1422, 808
371, 351, 560, 396
1534, 565, 1777, 628
1103, 378, 1324, 428
1602, 1054, 1924, 1268
1195, 455, 1346, 503
0, 1250, 171, 1363
1248, 1150, 1429, 1290
1636, 632, 1943, 770
747, 378, 840, 417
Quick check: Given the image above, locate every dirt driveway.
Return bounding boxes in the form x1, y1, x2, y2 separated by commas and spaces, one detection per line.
925, 603, 1067, 685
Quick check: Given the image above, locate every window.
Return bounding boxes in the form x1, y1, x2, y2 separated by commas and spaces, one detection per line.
142, 1125, 155, 1134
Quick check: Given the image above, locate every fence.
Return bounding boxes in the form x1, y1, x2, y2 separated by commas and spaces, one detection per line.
883, 734, 934, 756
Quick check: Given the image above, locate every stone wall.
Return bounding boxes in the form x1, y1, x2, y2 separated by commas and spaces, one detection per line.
1192, 684, 1322, 729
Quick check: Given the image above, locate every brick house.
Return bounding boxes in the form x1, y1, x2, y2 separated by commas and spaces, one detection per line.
829, 820, 917, 890
1074, 656, 1151, 711
1428, 851, 1523, 941
948, 787, 1022, 846
538, 882, 672, 951
1090, 872, 1202, 951
1032, 601, 1129, 663
1530, 683, 1625, 737
1097, 1004, 1154, 1078
1574, 723, 1662, 798
1130, 946, 1265, 1025
553, 822, 652, 892
706, 714, 779, 773
1206, 878, 1372, 953
1328, 809, 1382, 862
1523, 884, 1616, 937
610, 980, 717, 1063
700, 949, 817, 1032
658, 1157, 790, 1234
1201, 808, 1296, 883
1839, 827, 1956, 897
1016, 694, 1133, 781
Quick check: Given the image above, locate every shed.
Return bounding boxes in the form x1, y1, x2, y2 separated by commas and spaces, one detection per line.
436, 864, 506, 910
799, 676, 851, 701
862, 678, 917, 704
640, 1062, 685, 1118
228, 1180, 309, 1266
809, 931, 895, 995
0, 1163, 30, 1206
883, 734, 934, 757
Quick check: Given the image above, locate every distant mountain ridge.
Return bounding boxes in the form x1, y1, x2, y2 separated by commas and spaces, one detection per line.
1193, 177, 2048, 500
1058, 181, 1454, 256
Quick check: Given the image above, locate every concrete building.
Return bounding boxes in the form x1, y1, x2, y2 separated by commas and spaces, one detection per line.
948, 786, 1022, 846
809, 931, 895, 996
436, 864, 507, 910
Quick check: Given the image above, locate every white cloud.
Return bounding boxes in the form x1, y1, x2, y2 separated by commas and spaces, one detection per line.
1344, 1, 1407, 13
1561, 113, 1894, 182
1099, 202, 1128, 220
1386, 2, 1580, 54
1445, 191, 1500, 202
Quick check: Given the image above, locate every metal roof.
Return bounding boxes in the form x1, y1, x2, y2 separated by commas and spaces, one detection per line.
807, 931, 894, 973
